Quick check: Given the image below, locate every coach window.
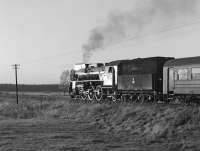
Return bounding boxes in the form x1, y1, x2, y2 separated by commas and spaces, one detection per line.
177, 69, 188, 80
192, 68, 200, 80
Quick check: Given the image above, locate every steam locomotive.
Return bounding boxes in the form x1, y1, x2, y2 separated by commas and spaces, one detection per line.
69, 56, 200, 103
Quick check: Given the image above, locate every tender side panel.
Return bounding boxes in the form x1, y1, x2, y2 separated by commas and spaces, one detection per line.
118, 74, 152, 91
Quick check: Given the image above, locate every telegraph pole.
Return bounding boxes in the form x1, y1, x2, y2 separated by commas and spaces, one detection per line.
12, 64, 20, 104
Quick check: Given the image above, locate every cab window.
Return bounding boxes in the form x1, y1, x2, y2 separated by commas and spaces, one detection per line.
108, 67, 113, 73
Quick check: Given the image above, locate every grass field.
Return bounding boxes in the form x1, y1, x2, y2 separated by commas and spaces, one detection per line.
0, 92, 200, 151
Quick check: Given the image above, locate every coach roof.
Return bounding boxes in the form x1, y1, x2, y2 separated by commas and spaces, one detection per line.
164, 56, 200, 67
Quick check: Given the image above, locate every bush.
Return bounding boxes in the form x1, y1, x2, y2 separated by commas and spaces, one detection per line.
173, 109, 192, 127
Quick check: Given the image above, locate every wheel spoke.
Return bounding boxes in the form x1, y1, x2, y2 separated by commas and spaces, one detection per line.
95, 86, 103, 101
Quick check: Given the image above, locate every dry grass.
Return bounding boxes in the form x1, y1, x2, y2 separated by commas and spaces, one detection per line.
1, 92, 200, 150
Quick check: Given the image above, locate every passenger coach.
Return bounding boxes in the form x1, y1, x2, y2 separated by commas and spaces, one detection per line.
163, 56, 200, 102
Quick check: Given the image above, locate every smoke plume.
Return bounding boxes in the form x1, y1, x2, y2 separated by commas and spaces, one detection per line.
82, 0, 199, 62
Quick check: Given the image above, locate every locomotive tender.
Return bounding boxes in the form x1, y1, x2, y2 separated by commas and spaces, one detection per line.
100, 57, 173, 101
69, 56, 200, 103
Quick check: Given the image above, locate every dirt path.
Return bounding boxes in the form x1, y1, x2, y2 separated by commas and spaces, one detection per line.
0, 119, 168, 151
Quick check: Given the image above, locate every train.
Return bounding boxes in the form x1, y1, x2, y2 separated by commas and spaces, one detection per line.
69, 56, 200, 104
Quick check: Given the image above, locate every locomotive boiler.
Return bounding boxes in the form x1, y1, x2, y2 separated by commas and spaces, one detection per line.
69, 63, 104, 100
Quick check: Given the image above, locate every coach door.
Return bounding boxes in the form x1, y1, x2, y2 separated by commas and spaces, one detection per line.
168, 68, 175, 92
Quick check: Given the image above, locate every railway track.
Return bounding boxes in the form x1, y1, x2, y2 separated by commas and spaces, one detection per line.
69, 96, 200, 107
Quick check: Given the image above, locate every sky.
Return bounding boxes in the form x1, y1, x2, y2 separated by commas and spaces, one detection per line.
1, 0, 200, 84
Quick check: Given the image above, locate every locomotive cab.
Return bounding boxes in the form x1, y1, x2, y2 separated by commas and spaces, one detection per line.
100, 66, 117, 88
